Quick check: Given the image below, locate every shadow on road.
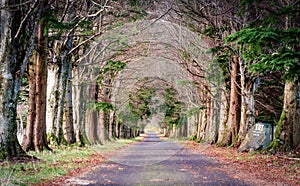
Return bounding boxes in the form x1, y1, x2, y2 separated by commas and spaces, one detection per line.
70, 131, 249, 186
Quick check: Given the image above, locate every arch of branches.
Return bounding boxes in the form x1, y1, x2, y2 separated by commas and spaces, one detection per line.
75, 19, 226, 141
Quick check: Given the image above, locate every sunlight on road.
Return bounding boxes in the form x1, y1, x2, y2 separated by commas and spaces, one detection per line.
108, 131, 182, 166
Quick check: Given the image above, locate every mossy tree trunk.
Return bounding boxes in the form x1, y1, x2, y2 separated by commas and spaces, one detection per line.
48, 37, 76, 145
61, 48, 75, 144
1, 0, 43, 158
0, 0, 24, 159
269, 80, 299, 151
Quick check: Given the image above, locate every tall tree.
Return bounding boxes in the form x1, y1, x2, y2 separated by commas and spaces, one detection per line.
176, 0, 245, 146
0, 0, 44, 158
227, 0, 300, 151
22, 3, 50, 151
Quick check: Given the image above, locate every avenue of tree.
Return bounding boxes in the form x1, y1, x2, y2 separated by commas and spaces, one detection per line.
0, 0, 299, 159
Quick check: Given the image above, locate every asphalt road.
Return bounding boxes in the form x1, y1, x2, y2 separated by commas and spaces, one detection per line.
70, 132, 248, 186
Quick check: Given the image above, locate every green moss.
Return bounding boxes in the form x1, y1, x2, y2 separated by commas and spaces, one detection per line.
47, 133, 59, 146
230, 134, 240, 147
79, 134, 90, 146
265, 110, 285, 152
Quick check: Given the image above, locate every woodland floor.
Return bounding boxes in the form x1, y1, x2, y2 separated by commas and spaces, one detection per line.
41, 132, 299, 186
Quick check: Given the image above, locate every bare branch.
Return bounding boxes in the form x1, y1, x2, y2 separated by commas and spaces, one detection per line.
14, 0, 38, 40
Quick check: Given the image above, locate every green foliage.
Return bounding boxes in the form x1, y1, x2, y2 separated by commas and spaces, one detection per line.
130, 0, 140, 6
226, 27, 300, 80
203, 25, 231, 38
42, 11, 93, 37
103, 60, 126, 75
118, 108, 140, 127
97, 60, 126, 84
88, 101, 114, 112
209, 46, 231, 88
162, 88, 182, 127
189, 134, 198, 141
129, 88, 155, 119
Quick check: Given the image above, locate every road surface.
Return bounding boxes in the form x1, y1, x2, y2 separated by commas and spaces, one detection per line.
70, 132, 248, 186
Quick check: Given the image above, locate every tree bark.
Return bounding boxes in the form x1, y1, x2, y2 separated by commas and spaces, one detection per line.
1, 0, 43, 158
33, 21, 49, 151
23, 18, 50, 152
196, 111, 202, 141
207, 87, 220, 144
238, 60, 256, 143
63, 57, 75, 144
275, 80, 299, 151
221, 55, 241, 146
109, 110, 115, 139
86, 84, 98, 144
22, 53, 37, 151
296, 83, 300, 150
217, 90, 228, 144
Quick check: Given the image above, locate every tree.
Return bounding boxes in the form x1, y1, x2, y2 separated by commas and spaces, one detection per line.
46, 0, 109, 145
176, 0, 245, 146
22, 1, 51, 151
227, 0, 300, 151
0, 0, 44, 158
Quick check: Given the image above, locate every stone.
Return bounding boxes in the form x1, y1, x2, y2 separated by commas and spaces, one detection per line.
238, 122, 272, 152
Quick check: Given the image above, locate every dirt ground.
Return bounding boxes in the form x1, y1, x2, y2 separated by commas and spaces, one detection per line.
184, 141, 300, 186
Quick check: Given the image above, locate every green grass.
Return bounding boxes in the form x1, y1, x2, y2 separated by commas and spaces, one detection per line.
0, 138, 137, 185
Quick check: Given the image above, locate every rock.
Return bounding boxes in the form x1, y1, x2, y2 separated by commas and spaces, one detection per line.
238, 122, 272, 152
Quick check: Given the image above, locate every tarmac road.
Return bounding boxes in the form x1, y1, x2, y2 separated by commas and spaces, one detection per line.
70, 131, 248, 186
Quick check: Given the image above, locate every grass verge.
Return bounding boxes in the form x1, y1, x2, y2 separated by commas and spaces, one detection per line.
0, 138, 140, 186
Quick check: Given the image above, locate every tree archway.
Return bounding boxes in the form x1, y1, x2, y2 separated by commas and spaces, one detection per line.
72, 18, 227, 144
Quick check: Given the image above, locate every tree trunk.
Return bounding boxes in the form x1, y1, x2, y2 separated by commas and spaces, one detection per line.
238, 60, 256, 143
109, 110, 115, 139
202, 95, 210, 142
72, 66, 89, 145
86, 84, 98, 144
51, 58, 62, 143
50, 35, 75, 145
22, 53, 37, 151
98, 111, 108, 143
116, 120, 120, 138
33, 21, 49, 151
196, 111, 202, 141
296, 83, 300, 150
46, 64, 59, 143
23, 20, 50, 152
217, 89, 228, 144
0, 30, 25, 158
221, 55, 241, 146
207, 88, 220, 144
62, 58, 75, 144
1, 0, 42, 158
270, 80, 299, 151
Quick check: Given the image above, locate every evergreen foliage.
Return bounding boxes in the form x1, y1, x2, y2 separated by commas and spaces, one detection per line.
162, 88, 182, 127
88, 101, 114, 112
128, 88, 155, 120
227, 27, 300, 80
97, 60, 126, 84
